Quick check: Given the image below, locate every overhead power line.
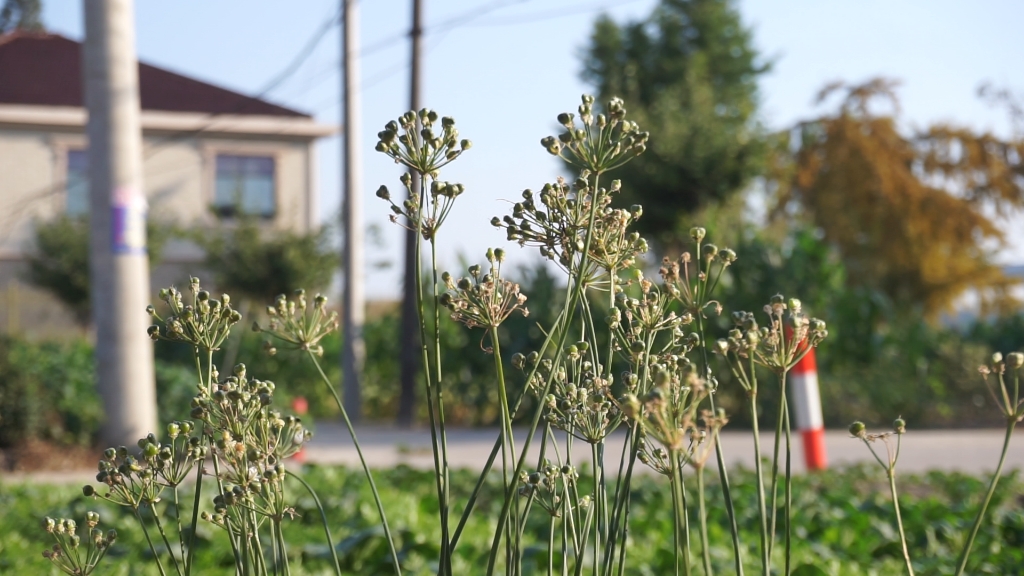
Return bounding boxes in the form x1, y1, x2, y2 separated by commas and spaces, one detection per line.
143, 4, 344, 156
467, 0, 645, 27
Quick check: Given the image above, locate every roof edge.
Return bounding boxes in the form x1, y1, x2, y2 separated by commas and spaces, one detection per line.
0, 104, 338, 138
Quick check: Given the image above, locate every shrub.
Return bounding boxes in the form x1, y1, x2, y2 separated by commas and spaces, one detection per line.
0, 336, 101, 448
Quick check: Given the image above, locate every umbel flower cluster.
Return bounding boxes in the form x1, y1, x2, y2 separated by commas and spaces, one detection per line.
540, 95, 649, 172
714, 295, 828, 376
146, 276, 241, 350
41, 514, 116, 576
254, 289, 340, 356
491, 177, 648, 275
440, 248, 529, 334
374, 109, 470, 241
41, 278, 323, 576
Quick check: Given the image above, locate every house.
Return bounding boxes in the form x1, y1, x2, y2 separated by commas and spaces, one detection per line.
0, 32, 335, 335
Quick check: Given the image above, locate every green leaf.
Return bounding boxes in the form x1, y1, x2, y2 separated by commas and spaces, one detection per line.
791, 564, 829, 576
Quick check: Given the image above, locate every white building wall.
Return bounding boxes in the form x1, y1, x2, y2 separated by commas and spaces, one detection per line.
0, 117, 323, 338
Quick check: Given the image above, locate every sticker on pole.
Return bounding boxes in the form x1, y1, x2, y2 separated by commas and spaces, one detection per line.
111, 186, 147, 254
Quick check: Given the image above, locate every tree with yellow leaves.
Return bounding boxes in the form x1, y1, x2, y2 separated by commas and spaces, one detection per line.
773, 78, 1024, 317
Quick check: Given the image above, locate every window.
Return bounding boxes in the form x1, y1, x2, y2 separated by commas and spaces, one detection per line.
66, 149, 89, 215
213, 154, 275, 218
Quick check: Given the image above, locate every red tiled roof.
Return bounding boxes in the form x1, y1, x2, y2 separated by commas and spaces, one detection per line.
0, 32, 309, 118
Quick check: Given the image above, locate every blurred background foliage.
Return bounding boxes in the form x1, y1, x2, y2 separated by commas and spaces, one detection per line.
6, 0, 1024, 451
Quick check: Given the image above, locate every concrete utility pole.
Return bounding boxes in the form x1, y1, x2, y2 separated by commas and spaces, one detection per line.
341, 0, 366, 421
83, 0, 157, 447
396, 0, 423, 427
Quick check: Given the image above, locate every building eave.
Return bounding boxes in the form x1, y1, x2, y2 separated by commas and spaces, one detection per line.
0, 104, 338, 138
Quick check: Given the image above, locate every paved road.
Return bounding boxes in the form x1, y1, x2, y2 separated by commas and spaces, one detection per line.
304, 423, 1021, 475
3, 424, 1021, 484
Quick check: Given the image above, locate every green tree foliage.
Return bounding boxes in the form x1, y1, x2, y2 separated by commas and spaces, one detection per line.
0, 336, 100, 449
711, 227, 996, 429
0, 0, 42, 34
26, 215, 170, 325
774, 79, 1024, 316
580, 0, 767, 247
26, 215, 90, 324
193, 218, 336, 305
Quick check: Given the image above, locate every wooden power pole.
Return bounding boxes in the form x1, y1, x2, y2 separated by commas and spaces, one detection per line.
396, 0, 423, 427
341, 0, 366, 421
83, 0, 157, 446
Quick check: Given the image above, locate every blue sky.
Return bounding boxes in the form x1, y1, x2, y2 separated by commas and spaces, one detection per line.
43, 0, 1024, 299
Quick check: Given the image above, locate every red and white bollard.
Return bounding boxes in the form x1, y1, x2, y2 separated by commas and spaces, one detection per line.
790, 348, 827, 470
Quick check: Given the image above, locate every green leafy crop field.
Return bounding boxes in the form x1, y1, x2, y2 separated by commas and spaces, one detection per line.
2, 464, 1022, 575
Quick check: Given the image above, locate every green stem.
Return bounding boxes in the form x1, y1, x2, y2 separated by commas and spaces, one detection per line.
888, 469, 915, 576
135, 507, 170, 576
548, 515, 556, 576
151, 502, 184, 576
484, 292, 584, 575
240, 510, 251, 576
489, 325, 517, 576
783, 401, 792, 576
185, 461, 204, 576
604, 426, 638, 576
591, 442, 602, 576
697, 467, 713, 576
562, 489, 571, 576
251, 509, 268, 576
173, 486, 186, 567
706, 396, 742, 576
276, 520, 291, 576
211, 454, 242, 568
411, 199, 451, 573
429, 239, 453, 576
670, 451, 691, 576
698, 314, 743, 576
185, 347, 216, 576
749, 390, 769, 576
954, 418, 1017, 575
287, 470, 342, 575
450, 258, 577, 552
767, 370, 788, 563
306, 352, 402, 575
487, 170, 605, 576
490, 326, 517, 485
270, 514, 280, 576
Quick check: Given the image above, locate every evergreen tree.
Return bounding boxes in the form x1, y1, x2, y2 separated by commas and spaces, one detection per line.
580, 0, 768, 248
0, 0, 43, 34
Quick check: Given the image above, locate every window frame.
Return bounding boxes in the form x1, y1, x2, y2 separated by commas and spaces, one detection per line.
50, 135, 89, 215
203, 145, 282, 221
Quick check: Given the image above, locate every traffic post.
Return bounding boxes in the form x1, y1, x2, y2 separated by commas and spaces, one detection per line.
790, 347, 827, 470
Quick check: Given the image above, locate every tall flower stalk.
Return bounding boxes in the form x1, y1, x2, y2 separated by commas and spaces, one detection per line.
716, 296, 826, 575
61, 278, 338, 576
849, 419, 914, 575
375, 108, 471, 574
257, 291, 401, 574
954, 352, 1024, 575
